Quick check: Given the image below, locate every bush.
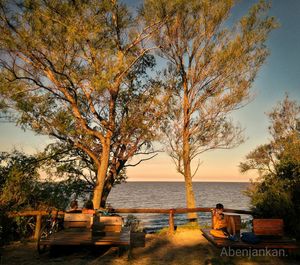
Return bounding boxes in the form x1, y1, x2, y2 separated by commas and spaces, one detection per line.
0, 206, 14, 245
0, 206, 39, 245
0, 150, 88, 244
247, 161, 300, 239
124, 215, 143, 232
241, 96, 300, 239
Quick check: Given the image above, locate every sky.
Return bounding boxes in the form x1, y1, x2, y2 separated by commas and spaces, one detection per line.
0, 0, 299, 182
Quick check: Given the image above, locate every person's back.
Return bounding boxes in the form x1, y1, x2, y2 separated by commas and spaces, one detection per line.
82, 200, 95, 214
67, 200, 82, 213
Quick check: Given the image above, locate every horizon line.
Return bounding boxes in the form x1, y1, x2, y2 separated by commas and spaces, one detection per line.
125, 180, 251, 183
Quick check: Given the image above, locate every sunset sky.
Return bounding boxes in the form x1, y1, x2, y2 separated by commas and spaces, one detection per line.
0, 0, 299, 182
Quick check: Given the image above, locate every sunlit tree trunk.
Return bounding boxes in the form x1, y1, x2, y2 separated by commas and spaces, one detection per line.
93, 91, 117, 208
93, 141, 111, 209
100, 177, 113, 208
100, 159, 126, 207
183, 74, 197, 221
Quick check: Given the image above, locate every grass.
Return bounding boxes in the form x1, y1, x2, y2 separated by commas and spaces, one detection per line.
156, 221, 202, 235
177, 221, 200, 230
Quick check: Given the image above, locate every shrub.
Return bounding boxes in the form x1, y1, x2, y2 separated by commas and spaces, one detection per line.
124, 215, 143, 232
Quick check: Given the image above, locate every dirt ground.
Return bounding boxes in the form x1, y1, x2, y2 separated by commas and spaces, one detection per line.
1, 229, 300, 265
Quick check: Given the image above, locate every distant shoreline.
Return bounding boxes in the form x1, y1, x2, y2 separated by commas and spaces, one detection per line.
125, 181, 251, 183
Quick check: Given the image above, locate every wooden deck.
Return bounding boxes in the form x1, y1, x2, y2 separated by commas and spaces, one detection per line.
40, 228, 130, 247
201, 228, 300, 250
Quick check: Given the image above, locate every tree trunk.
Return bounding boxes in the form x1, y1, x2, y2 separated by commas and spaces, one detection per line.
182, 74, 197, 221
100, 159, 126, 207
100, 174, 114, 208
183, 135, 197, 221
93, 142, 110, 209
94, 92, 117, 209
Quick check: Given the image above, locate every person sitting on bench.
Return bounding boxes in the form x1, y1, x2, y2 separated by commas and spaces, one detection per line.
82, 200, 95, 214
67, 200, 82, 213
210, 203, 238, 241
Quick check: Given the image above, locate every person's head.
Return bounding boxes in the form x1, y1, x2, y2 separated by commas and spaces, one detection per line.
84, 200, 94, 210
215, 203, 224, 214
70, 200, 78, 210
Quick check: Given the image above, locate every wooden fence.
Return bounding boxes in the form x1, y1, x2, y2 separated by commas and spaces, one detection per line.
8, 207, 253, 239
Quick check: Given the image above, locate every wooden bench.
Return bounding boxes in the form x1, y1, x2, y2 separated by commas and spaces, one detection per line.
38, 213, 130, 252
252, 219, 299, 250
201, 217, 300, 250
63, 213, 123, 232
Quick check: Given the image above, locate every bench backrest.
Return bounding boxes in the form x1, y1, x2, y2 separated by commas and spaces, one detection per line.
253, 219, 284, 237
226, 214, 241, 235
91, 215, 123, 232
64, 213, 93, 229
99, 216, 123, 232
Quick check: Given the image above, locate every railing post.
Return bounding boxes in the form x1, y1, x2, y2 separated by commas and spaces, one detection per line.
34, 214, 42, 240
168, 209, 175, 235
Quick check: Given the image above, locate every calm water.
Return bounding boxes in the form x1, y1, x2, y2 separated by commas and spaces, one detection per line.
107, 182, 251, 232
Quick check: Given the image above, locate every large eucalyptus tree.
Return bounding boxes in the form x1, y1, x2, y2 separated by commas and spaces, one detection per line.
143, 0, 277, 219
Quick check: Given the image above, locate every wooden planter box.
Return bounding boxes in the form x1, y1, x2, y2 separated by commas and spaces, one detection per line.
130, 231, 146, 247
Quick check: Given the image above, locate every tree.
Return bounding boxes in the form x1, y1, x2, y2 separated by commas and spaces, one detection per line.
0, 149, 92, 244
240, 95, 300, 176
240, 96, 300, 238
0, 0, 166, 208
0, 150, 40, 209
142, 0, 277, 219
0, 150, 87, 210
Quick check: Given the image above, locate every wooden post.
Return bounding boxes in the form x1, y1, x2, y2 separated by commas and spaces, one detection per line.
211, 209, 214, 229
168, 209, 175, 235
34, 214, 42, 240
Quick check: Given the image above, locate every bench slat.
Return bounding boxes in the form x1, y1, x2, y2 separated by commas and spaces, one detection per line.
39, 229, 130, 246
64, 213, 93, 221
98, 216, 123, 225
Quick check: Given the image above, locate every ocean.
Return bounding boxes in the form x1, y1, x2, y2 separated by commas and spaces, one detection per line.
107, 181, 251, 233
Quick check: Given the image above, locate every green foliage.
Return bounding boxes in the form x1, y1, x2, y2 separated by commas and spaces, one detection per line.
0, 151, 40, 209
0, 150, 87, 211
247, 178, 294, 218
124, 214, 144, 232
247, 171, 300, 238
0, 205, 42, 244
0, 205, 14, 245
35, 179, 88, 210
11, 216, 36, 240
241, 96, 300, 239
0, 149, 92, 244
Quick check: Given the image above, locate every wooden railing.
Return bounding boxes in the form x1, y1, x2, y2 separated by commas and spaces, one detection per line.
8, 207, 252, 239
113, 208, 252, 214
